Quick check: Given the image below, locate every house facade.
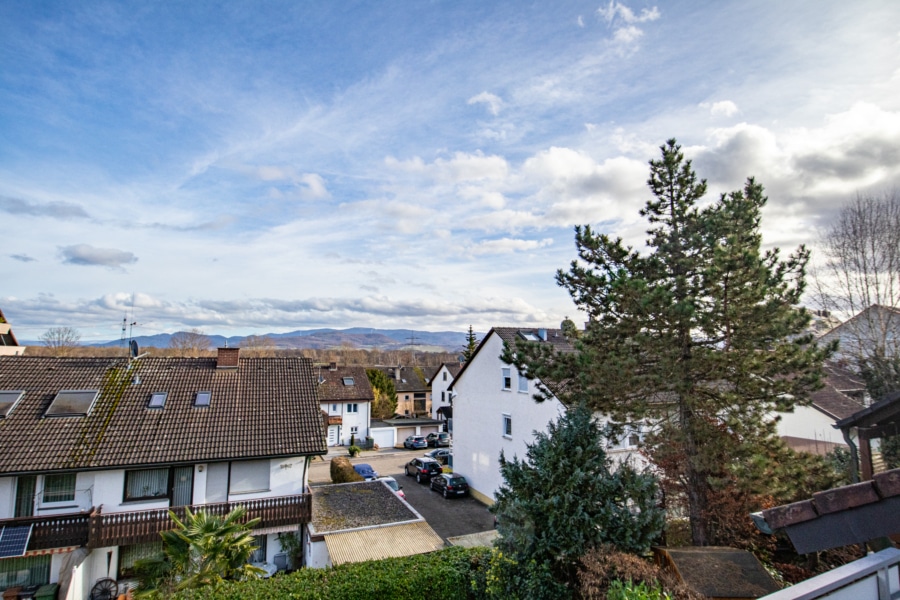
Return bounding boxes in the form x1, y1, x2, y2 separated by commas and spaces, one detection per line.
429, 361, 462, 424
817, 304, 900, 365
373, 366, 432, 417
0, 309, 25, 356
0, 348, 325, 599
450, 327, 643, 505
316, 364, 374, 446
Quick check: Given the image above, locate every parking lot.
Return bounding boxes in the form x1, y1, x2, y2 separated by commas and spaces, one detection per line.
310, 449, 496, 542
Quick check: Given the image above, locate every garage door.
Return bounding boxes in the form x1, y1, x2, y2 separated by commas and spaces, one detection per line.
420, 426, 439, 437
395, 427, 416, 446
370, 428, 394, 449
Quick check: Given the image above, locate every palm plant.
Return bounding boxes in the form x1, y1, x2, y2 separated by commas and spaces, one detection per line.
134, 506, 265, 598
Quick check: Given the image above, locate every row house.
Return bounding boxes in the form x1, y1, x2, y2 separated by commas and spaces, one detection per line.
373, 366, 431, 418
429, 361, 462, 425
0, 348, 325, 599
316, 364, 374, 446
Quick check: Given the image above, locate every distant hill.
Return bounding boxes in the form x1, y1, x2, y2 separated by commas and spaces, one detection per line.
74, 328, 469, 352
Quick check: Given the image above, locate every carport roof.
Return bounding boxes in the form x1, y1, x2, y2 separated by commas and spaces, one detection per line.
324, 521, 445, 565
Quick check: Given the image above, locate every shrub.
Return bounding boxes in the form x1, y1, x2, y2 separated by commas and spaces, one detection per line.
172, 546, 490, 600
348, 445, 361, 457
577, 546, 702, 600
330, 456, 363, 483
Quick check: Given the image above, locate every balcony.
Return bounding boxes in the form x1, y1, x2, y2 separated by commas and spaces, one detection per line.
0, 493, 311, 552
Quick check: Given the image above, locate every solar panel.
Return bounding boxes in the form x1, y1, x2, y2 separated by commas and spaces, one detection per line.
0, 525, 32, 558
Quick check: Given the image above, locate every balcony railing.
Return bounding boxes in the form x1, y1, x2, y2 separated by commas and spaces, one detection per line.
0, 511, 91, 550
0, 493, 311, 552
88, 493, 311, 548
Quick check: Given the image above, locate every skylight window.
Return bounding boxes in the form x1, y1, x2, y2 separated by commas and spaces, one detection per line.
0, 391, 24, 418
519, 331, 541, 341
342, 377, 354, 386
45, 390, 99, 417
194, 391, 211, 407
148, 392, 167, 409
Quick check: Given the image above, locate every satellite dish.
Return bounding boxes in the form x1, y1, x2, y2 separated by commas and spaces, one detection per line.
129, 339, 139, 358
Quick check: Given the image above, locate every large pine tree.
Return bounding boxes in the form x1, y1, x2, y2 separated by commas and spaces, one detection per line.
507, 140, 834, 545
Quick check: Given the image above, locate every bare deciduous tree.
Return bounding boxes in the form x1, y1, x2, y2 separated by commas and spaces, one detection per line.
815, 191, 900, 365
169, 328, 211, 357
239, 335, 275, 357
40, 326, 81, 356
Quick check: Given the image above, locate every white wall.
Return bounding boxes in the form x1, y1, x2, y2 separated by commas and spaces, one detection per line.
431, 365, 453, 420
452, 332, 566, 502
320, 401, 372, 446
0, 477, 14, 518
303, 526, 331, 569
775, 406, 846, 447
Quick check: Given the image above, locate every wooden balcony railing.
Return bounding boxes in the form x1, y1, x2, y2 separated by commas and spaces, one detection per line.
0, 511, 91, 550
88, 493, 311, 548
0, 493, 311, 552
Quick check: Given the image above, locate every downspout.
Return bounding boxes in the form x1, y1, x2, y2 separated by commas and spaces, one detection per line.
842, 426, 860, 483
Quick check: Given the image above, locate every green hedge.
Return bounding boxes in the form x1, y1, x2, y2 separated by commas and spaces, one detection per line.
173, 546, 491, 600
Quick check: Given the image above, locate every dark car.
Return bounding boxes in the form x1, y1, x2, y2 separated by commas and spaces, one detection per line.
426, 432, 451, 447
404, 457, 443, 483
403, 435, 428, 449
430, 473, 470, 498
353, 463, 379, 481
424, 448, 451, 465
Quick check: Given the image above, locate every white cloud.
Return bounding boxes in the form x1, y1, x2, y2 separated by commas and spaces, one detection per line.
597, 1, 661, 25
700, 100, 739, 117
467, 237, 553, 256
467, 91, 504, 116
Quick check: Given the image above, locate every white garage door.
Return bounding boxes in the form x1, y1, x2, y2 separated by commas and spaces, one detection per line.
396, 427, 416, 446
370, 428, 394, 449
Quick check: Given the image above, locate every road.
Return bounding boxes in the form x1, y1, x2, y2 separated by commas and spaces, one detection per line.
310, 449, 495, 542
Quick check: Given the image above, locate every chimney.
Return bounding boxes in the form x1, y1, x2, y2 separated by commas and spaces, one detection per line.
217, 347, 240, 370
329, 362, 337, 371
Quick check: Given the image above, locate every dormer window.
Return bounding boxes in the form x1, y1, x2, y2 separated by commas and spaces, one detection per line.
148, 392, 167, 409
45, 390, 99, 417
194, 391, 211, 407
0, 390, 24, 418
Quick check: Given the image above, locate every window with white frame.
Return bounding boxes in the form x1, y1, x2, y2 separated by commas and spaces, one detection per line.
350, 426, 358, 435
502, 414, 512, 438
124, 468, 169, 501
346, 403, 358, 413
518, 372, 528, 393
501, 368, 511, 390
42, 473, 76, 503
230, 460, 270, 494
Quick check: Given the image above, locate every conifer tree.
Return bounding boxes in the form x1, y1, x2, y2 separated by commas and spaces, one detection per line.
505, 140, 833, 545
462, 325, 479, 362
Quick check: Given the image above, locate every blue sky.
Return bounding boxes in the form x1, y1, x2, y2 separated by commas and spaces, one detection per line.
2, 1, 899, 342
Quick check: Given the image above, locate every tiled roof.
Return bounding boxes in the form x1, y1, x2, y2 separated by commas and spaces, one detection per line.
0, 355, 326, 474
372, 366, 429, 393
807, 363, 866, 420
315, 365, 374, 402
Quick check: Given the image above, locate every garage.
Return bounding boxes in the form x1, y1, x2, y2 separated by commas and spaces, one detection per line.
370, 428, 395, 449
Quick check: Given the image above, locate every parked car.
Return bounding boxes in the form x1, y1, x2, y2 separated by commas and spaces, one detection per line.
430, 473, 470, 498
404, 435, 428, 449
353, 463, 379, 481
378, 476, 405, 499
426, 432, 451, 447
404, 457, 443, 483
424, 448, 451, 465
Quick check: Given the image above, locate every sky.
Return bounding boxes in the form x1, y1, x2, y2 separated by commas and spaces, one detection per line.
2, 1, 899, 342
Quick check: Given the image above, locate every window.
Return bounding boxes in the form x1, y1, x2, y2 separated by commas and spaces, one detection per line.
502, 414, 512, 438
148, 392, 167, 409
42, 474, 76, 503
249, 535, 267, 563
347, 403, 359, 413
45, 390, 99, 417
443, 372, 448, 381
118, 543, 162, 578
0, 554, 50, 588
519, 331, 541, 341
350, 426, 358, 435
0, 391, 24, 418
331, 404, 338, 413
124, 468, 169, 501
501, 368, 511, 390
518, 372, 528, 393
194, 391, 211, 407
342, 377, 354, 386
230, 460, 270, 494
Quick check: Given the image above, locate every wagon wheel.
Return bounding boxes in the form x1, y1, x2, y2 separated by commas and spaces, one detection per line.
90, 577, 118, 600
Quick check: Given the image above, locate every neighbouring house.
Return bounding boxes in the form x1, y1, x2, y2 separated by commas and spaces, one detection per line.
817, 304, 900, 365
0, 347, 325, 599
316, 363, 374, 446
775, 362, 867, 455
0, 309, 25, 356
304, 480, 444, 568
373, 365, 432, 418
429, 361, 462, 426
449, 327, 645, 505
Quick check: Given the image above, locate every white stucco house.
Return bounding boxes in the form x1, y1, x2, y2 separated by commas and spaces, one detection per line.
316, 364, 374, 446
429, 361, 462, 425
0, 348, 325, 599
449, 327, 644, 505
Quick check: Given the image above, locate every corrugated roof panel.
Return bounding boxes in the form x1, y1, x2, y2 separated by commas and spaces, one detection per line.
324, 522, 445, 565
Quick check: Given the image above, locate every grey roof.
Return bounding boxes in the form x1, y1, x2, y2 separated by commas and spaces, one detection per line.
0, 354, 326, 474
315, 365, 375, 403
310, 481, 417, 533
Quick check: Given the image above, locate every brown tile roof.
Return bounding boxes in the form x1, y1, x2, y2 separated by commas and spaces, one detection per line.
315, 365, 374, 403
372, 366, 429, 393
0, 355, 326, 474
808, 362, 866, 420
